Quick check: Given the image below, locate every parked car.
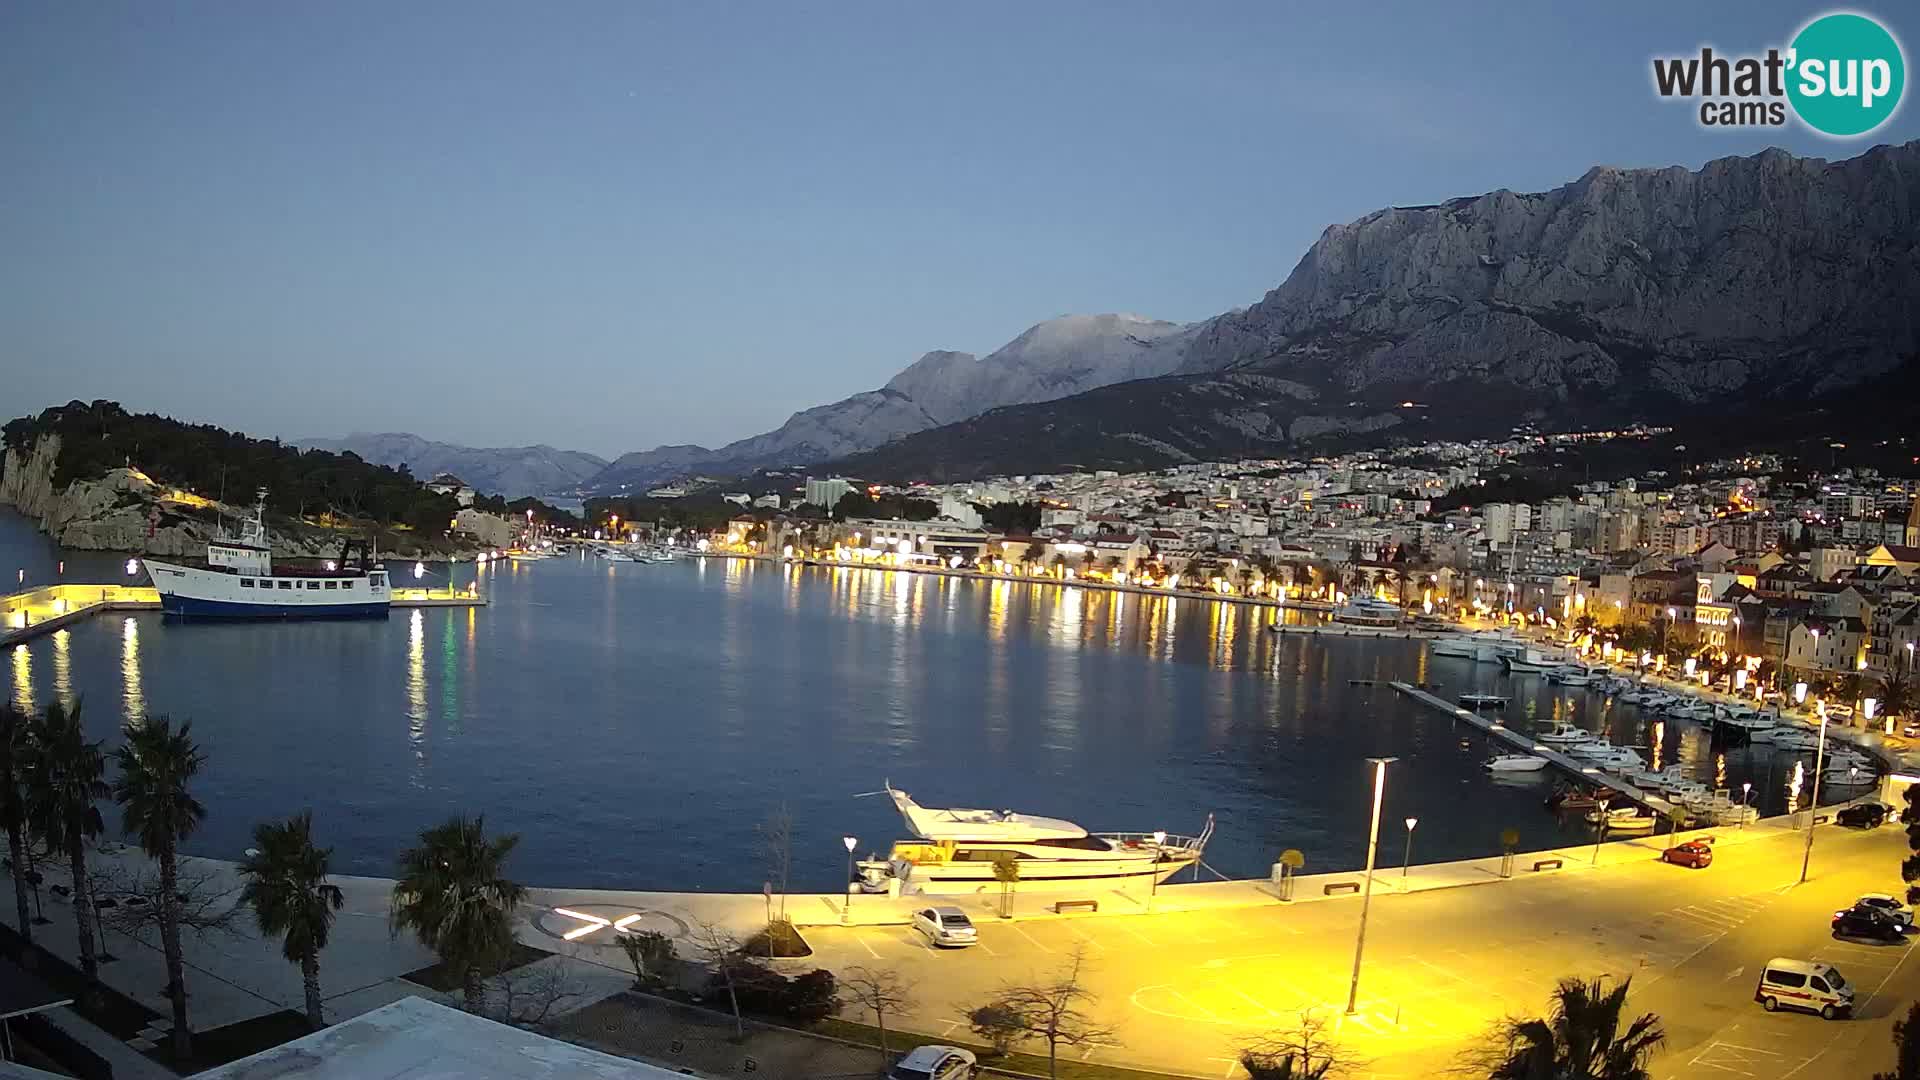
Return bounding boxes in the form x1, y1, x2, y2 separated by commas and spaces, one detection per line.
910, 906, 979, 948
1832, 906, 1909, 944
1836, 802, 1890, 829
889, 1045, 977, 1080
1660, 840, 1714, 869
1755, 958, 1853, 1019
1853, 894, 1915, 926
1904, 721, 1920, 738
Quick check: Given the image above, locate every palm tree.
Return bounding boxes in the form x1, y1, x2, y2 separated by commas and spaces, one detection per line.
239, 812, 345, 1029
389, 815, 526, 1012
1878, 666, 1916, 724
25, 699, 108, 985
1489, 976, 1665, 1080
113, 716, 206, 1059
2, 702, 33, 945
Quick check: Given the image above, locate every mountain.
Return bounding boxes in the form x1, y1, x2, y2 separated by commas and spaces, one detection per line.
584, 313, 1196, 492
299, 433, 607, 498
828, 141, 1920, 482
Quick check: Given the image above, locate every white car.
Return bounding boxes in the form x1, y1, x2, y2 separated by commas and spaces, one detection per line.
1854, 893, 1914, 926
889, 1044, 977, 1080
910, 906, 979, 948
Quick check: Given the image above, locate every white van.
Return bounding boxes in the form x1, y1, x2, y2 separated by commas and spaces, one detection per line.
1755, 958, 1854, 1019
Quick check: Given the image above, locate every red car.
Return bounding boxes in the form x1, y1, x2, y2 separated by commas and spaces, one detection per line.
1661, 840, 1714, 868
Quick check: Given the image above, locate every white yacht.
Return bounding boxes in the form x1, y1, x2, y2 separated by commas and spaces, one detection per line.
1484, 754, 1550, 773
142, 492, 390, 619
1714, 708, 1777, 743
856, 786, 1212, 893
1500, 647, 1561, 673
1332, 597, 1403, 627
1534, 722, 1596, 747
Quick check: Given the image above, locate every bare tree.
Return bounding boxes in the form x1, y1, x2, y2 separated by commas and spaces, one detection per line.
975, 944, 1115, 1079
94, 860, 242, 942
687, 917, 749, 1039
1240, 1010, 1358, 1079
486, 950, 587, 1028
841, 965, 917, 1057
758, 804, 793, 923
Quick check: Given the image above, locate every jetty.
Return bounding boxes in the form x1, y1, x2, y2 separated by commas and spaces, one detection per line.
1390, 681, 1675, 816
3, 582, 482, 647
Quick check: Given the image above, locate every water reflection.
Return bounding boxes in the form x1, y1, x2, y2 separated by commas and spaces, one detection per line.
121, 617, 144, 723
10, 644, 31, 711
52, 628, 73, 710
407, 608, 427, 782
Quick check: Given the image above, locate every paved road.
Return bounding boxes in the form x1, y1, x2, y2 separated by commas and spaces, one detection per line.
800, 824, 1917, 1079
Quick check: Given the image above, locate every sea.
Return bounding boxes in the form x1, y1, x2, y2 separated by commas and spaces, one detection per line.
0, 509, 1827, 892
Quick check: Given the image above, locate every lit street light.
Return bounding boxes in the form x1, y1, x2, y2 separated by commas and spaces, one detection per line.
1345, 756, 1396, 1016
842, 835, 859, 925
1402, 817, 1418, 883
1800, 704, 1830, 885
1741, 782, 1752, 827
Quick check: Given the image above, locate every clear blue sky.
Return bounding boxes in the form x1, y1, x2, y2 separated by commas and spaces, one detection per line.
4, 2, 1914, 458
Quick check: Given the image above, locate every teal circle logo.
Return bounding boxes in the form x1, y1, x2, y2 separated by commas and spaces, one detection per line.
1787, 13, 1905, 136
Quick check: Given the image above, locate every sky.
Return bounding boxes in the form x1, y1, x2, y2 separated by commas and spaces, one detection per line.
4, 2, 1915, 459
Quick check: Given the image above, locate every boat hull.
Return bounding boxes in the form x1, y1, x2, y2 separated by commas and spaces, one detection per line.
895, 852, 1199, 891
159, 594, 389, 620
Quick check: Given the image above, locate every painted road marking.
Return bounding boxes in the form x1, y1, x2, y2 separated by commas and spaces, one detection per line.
1169, 989, 1223, 1023
1007, 923, 1054, 953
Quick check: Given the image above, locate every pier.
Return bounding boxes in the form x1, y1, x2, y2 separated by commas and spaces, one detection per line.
3, 582, 482, 647
1390, 680, 1675, 816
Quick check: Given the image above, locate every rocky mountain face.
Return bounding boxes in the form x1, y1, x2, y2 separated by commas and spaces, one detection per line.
585, 313, 1196, 492
297, 433, 607, 499
832, 141, 1920, 482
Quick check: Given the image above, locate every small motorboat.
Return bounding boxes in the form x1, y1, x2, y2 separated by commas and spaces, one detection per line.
1587, 807, 1658, 833
1534, 722, 1596, 747
1485, 754, 1550, 773
1459, 693, 1508, 710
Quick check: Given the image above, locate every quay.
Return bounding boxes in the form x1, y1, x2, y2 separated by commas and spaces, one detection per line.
2, 582, 483, 647
1389, 680, 1677, 816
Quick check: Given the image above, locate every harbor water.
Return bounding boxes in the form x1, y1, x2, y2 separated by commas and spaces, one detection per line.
0, 510, 1843, 891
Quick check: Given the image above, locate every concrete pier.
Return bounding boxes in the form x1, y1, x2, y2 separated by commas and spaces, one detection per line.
1391, 680, 1677, 816
3, 582, 482, 647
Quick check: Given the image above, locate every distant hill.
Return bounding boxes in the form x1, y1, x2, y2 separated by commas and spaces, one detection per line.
584, 313, 1197, 493
298, 433, 607, 499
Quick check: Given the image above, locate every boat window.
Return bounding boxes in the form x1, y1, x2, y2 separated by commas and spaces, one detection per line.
307, 581, 320, 590
278, 580, 293, 590
240, 579, 253, 588
1029, 837, 1114, 851
324, 580, 336, 589
371, 573, 386, 587
1765, 969, 1806, 988
342, 581, 354, 590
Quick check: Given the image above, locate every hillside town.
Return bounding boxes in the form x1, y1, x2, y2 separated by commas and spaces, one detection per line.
580, 428, 1920, 714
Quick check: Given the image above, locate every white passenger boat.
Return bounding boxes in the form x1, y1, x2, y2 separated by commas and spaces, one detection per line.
141, 492, 391, 619
1484, 754, 1550, 773
856, 786, 1212, 893
1501, 647, 1560, 673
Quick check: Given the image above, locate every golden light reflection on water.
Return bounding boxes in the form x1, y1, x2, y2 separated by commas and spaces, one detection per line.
1787, 759, 1804, 814
52, 629, 73, 710
1715, 751, 1727, 790
1651, 720, 1665, 771
407, 609, 427, 780
121, 617, 143, 723
10, 645, 31, 712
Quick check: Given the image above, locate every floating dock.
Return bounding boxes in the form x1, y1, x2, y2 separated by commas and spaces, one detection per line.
1390, 681, 1675, 816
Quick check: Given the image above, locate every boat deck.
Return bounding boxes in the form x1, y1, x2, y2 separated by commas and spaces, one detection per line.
1391, 681, 1675, 816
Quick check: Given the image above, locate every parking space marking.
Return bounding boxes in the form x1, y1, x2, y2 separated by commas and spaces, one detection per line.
1006, 922, 1054, 954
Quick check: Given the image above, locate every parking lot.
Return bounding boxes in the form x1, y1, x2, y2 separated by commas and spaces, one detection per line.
800, 824, 1917, 1078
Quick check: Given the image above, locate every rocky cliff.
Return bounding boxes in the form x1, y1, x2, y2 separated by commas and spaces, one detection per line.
830, 141, 1920, 481
1, 435, 486, 558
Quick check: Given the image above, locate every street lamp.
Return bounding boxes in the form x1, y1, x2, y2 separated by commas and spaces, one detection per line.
1345, 757, 1396, 1016
1149, 829, 1167, 911
841, 835, 859, 925
1402, 817, 1418, 883
1800, 704, 1830, 885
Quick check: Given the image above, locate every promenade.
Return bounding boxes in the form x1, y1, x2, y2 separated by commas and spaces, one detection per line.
6, 807, 1909, 1079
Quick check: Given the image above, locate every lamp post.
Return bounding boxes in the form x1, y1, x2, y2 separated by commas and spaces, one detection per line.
1800, 705, 1829, 886
1149, 829, 1167, 911
1345, 757, 1396, 1016
1401, 817, 1418, 884
841, 835, 858, 925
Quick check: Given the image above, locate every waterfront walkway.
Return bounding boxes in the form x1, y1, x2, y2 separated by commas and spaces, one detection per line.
1, 582, 484, 647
